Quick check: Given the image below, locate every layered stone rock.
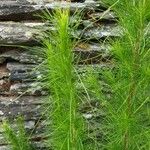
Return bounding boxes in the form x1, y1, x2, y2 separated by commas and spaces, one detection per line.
0, 22, 120, 45
0, 1, 105, 21
0, 43, 111, 65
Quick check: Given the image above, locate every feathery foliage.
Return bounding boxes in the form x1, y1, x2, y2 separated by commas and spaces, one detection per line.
3, 117, 34, 150
40, 9, 85, 150
92, 0, 150, 149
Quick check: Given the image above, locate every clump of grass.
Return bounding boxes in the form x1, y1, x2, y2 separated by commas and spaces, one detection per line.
40, 9, 85, 149
87, 0, 150, 149
3, 117, 34, 150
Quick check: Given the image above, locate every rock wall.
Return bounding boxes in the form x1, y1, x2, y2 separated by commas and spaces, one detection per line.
0, 0, 119, 149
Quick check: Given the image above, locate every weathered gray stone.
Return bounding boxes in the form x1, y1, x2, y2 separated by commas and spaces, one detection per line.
77, 63, 113, 74
0, 44, 111, 72
0, 102, 42, 120
8, 66, 112, 96
2, 43, 111, 82
0, 43, 111, 65
7, 62, 36, 71
10, 70, 41, 82
0, 95, 49, 147
75, 43, 110, 52
0, 96, 46, 106
0, 145, 9, 150
74, 43, 111, 64
10, 82, 48, 96
0, 22, 44, 44
81, 25, 121, 40
6, 62, 38, 81
0, 120, 47, 140
6, 62, 112, 83
0, 22, 121, 44
0, 50, 44, 64
88, 11, 117, 21
0, 1, 103, 21
0, 120, 35, 133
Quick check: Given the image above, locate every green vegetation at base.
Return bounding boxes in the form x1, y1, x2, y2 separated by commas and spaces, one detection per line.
40, 9, 85, 150
3, 117, 35, 150
93, 0, 150, 149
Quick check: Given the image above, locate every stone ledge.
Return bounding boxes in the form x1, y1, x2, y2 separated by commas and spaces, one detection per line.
0, 22, 120, 45
0, 43, 111, 64
0, 1, 104, 21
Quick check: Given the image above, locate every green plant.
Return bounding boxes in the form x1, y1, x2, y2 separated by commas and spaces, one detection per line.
3, 117, 34, 150
84, 0, 150, 149
40, 9, 85, 150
